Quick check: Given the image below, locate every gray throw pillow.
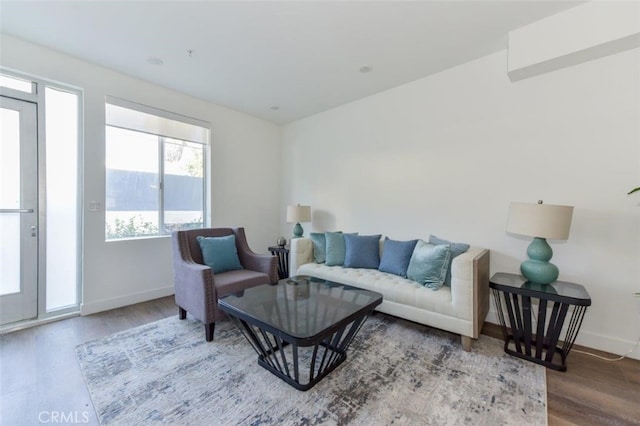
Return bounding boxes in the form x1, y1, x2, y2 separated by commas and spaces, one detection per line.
428, 235, 470, 286
344, 234, 382, 269
378, 238, 418, 277
407, 240, 451, 290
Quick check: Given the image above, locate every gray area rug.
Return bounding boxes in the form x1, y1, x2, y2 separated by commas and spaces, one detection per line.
76, 314, 546, 425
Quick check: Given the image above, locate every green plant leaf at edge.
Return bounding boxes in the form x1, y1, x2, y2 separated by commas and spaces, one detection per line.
628, 187, 640, 195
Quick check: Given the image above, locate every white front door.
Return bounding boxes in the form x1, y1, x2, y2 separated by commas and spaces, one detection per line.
0, 96, 38, 324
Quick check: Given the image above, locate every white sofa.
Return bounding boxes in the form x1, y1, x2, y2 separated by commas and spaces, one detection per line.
289, 237, 490, 351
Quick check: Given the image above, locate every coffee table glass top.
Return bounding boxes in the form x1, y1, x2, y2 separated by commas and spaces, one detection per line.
219, 275, 383, 340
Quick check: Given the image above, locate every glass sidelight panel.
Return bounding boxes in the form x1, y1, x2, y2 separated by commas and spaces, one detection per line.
45, 87, 79, 310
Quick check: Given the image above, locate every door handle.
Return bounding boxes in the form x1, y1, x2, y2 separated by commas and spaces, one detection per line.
0, 209, 35, 213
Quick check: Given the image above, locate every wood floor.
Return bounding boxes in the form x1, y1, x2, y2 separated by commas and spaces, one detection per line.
1, 296, 638, 426
481, 323, 640, 426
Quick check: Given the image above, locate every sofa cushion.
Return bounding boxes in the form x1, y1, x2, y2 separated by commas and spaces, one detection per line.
344, 234, 382, 269
429, 235, 470, 286
310, 232, 327, 263
378, 238, 418, 277
196, 235, 243, 274
407, 240, 451, 290
296, 263, 457, 319
325, 232, 357, 266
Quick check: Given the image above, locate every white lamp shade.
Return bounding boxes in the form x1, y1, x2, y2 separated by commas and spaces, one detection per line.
286, 205, 311, 223
507, 202, 574, 240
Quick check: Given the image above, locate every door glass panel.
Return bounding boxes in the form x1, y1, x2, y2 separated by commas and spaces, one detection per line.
0, 215, 20, 295
0, 107, 21, 295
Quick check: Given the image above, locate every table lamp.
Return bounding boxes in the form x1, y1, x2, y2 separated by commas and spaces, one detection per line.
286, 204, 311, 238
507, 200, 574, 284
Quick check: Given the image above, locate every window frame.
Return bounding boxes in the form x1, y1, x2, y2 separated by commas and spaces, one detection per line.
104, 97, 210, 241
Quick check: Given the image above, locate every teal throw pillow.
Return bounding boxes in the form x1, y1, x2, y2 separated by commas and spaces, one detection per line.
378, 238, 418, 277
325, 232, 357, 266
428, 235, 470, 286
407, 240, 451, 290
196, 235, 243, 274
344, 234, 382, 269
310, 232, 328, 263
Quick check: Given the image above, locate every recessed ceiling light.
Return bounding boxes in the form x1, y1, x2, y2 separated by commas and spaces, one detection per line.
147, 56, 163, 66
270, 106, 280, 110
359, 65, 372, 73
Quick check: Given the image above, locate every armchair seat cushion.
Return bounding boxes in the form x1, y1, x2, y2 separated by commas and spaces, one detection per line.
215, 270, 272, 298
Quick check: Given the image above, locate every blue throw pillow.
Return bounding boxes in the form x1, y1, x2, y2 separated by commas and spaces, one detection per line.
344, 234, 382, 269
406, 240, 451, 290
310, 232, 328, 263
378, 238, 418, 277
196, 235, 243, 274
325, 232, 357, 266
428, 235, 470, 286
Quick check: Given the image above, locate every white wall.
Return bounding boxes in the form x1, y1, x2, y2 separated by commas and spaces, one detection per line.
281, 46, 640, 358
0, 35, 282, 315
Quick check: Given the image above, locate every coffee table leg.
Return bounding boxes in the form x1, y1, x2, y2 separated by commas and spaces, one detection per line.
228, 312, 371, 391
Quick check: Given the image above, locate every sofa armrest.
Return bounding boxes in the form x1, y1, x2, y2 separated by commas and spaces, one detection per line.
450, 247, 490, 339
290, 237, 314, 276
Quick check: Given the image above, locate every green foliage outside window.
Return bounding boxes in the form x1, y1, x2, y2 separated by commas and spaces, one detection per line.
106, 215, 158, 239
106, 215, 204, 239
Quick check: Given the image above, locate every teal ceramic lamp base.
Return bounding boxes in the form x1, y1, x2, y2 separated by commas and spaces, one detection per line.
292, 222, 304, 238
520, 237, 559, 285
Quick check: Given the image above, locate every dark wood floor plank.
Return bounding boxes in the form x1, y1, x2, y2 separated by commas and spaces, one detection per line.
1, 295, 638, 426
548, 377, 640, 425
548, 393, 636, 426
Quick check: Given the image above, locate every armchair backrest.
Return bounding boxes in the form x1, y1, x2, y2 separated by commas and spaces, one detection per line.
173, 227, 250, 266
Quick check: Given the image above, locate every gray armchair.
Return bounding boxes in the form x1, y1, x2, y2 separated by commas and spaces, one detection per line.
172, 227, 278, 341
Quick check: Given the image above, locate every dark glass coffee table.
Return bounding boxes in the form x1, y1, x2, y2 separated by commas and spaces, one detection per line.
219, 276, 383, 391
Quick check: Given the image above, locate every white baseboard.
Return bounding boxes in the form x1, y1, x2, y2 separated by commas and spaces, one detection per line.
485, 310, 640, 361
572, 329, 640, 361
80, 285, 174, 316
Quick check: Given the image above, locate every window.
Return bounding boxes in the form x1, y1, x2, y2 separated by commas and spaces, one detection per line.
0, 73, 34, 93
105, 97, 209, 240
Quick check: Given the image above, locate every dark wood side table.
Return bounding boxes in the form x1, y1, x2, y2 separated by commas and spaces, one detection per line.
268, 245, 290, 279
490, 272, 591, 372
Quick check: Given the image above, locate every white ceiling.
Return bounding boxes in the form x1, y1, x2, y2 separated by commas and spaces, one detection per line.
0, 1, 582, 124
